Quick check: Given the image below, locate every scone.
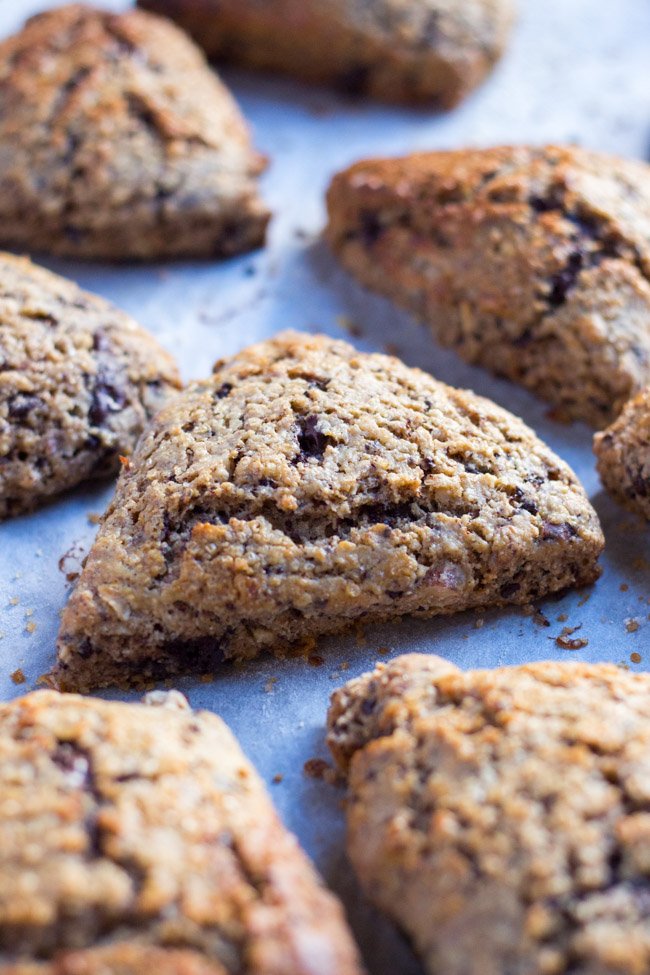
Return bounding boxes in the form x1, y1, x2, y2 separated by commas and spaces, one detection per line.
0, 689, 362, 975
54, 331, 603, 691
0, 4, 270, 261
326, 145, 650, 426
327, 653, 650, 975
0, 252, 180, 520
594, 385, 650, 519
136, 0, 514, 108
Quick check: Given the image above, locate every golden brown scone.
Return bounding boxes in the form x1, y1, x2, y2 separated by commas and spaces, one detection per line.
0, 252, 180, 520
0, 688, 363, 975
327, 653, 650, 975
53, 331, 602, 691
136, 0, 514, 108
0, 4, 270, 261
326, 145, 650, 427
594, 385, 650, 519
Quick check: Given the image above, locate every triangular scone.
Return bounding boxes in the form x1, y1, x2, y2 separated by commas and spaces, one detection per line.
0, 5, 270, 261
327, 145, 650, 427
54, 332, 603, 691
137, 0, 514, 108
327, 654, 650, 975
0, 689, 363, 975
0, 252, 180, 520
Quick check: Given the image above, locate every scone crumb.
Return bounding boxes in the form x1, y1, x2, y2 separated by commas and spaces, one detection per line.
308, 655, 325, 667
25, 621, 36, 634
264, 676, 277, 692
199, 673, 214, 683
304, 758, 331, 779
625, 618, 640, 633
273, 773, 283, 783
631, 653, 642, 663
620, 584, 629, 592
10, 668, 25, 684
87, 512, 102, 525
9, 597, 18, 605
633, 557, 649, 570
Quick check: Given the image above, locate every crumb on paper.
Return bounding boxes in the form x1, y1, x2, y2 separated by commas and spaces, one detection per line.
330, 672, 340, 680
336, 314, 363, 338
87, 512, 101, 525
557, 613, 568, 622
10, 668, 25, 685
308, 654, 324, 668
25, 621, 36, 634
25, 608, 33, 618
550, 624, 587, 650
475, 618, 484, 629
532, 609, 550, 628
377, 647, 389, 656
273, 773, 283, 784
304, 758, 330, 779
620, 584, 629, 592
577, 592, 591, 607
355, 626, 366, 646
340, 661, 350, 671
631, 652, 642, 664
9, 597, 19, 606
625, 618, 640, 633
199, 673, 214, 684
36, 673, 51, 687
633, 557, 649, 570
264, 676, 277, 692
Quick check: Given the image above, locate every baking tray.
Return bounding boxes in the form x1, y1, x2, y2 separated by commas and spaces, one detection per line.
1, 1, 650, 971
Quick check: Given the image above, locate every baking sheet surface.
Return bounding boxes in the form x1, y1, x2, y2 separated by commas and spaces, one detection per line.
1, 2, 650, 971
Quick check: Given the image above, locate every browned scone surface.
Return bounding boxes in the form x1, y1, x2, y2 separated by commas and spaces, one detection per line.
136, 0, 514, 108
326, 145, 650, 426
0, 689, 363, 975
327, 653, 650, 975
594, 385, 650, 519
0, 4, 269, 261
0, 253, 180, 520
54, 331, 602, 691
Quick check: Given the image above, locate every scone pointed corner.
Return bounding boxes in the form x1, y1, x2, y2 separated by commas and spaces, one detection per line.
326, 144, 650, 427
53, 332, 602, 692
0, 4, 270, 261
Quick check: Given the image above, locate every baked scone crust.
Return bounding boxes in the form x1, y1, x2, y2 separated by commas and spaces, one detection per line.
0, 689, 362, 975
0, 4, 270, 261
54, 331, 602, 691
594, 385, 650, 519
136, 0, 514, 108
0, 252, 180, 520
326, 145, 650, 426
328, 653, 650, 975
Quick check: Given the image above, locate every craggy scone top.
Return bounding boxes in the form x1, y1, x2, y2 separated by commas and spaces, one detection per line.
0, 4, 269, 260
0, 689, 363, 975
55, 332, 602, 691
136, 0, 515, 107
327, 145, 650, 426
0, 252, 180, 520
328, 654, 650, 975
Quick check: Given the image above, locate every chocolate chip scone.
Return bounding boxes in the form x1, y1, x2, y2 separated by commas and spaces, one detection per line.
326, 145, 650, 427
53, 331, 602, 691
136, 0, 514, 108
594, 386, 650, 519
0, 689, 363, 975
327, 653, 650, 975
0, 4, 270, 261
0, 252, 181, 520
